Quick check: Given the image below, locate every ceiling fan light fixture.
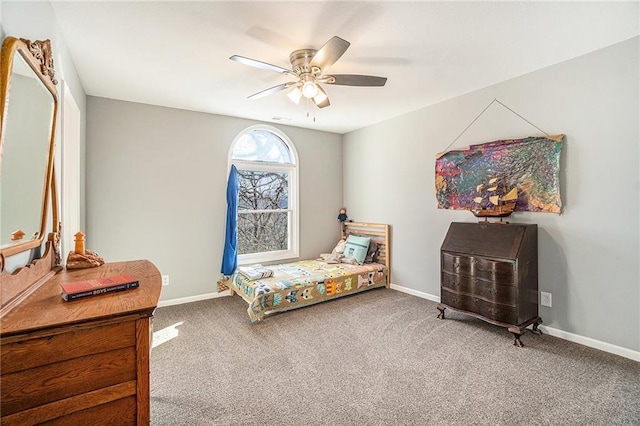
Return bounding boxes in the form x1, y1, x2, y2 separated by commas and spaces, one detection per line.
287, 87, 303, 104
301, 81, 318, 98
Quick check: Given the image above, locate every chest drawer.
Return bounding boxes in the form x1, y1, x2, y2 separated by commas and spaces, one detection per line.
441, 289, 517, 325
441, 271, 515, 306
442, 252, 514, 283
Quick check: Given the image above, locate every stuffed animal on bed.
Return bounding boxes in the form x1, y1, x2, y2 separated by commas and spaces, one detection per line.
319, 238, 348, 263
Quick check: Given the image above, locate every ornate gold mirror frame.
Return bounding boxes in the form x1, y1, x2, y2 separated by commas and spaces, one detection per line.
0, 37, 61, 315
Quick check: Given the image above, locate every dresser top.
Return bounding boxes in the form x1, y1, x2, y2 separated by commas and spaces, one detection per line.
1, 260, 162, 337
441, 222, 537, 259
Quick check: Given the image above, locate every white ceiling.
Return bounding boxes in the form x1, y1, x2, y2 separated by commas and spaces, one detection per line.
49, 1, 639, 134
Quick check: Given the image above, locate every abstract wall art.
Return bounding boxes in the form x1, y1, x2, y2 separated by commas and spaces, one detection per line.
435, 135, 564, 214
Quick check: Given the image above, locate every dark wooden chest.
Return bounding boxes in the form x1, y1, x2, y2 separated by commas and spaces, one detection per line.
437, 222, 542, 346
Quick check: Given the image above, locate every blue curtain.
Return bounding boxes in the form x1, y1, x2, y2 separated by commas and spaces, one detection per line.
221, 165, 238, 276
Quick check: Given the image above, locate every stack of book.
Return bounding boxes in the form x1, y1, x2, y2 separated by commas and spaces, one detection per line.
60, 274, 139, 301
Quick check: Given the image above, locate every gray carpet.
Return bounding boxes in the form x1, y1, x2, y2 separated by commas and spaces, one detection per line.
150, 289, 640, 425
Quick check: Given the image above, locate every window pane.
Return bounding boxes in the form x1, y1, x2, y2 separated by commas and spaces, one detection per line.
237, 170, 288, 210
231, 130, 292, 163
238, 212, 289, 254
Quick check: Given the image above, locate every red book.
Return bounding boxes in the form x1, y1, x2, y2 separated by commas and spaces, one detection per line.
61, 274, 139, 301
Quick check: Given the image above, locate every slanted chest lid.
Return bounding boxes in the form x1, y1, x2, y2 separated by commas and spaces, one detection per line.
441, 222, 535, 260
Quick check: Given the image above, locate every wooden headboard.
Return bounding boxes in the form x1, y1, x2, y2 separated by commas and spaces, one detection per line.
343, 222, 391, 284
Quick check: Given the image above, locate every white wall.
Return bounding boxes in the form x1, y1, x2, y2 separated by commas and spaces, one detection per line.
343, 37, 639, 353
86, 97, 343, 301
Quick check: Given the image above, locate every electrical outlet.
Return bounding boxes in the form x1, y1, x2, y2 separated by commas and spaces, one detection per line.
541, 291, 552, 307
162, 275, 170, 286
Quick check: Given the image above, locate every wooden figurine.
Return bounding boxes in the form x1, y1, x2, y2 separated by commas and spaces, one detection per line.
74, 231, 85, 255
66, 231, 104, 270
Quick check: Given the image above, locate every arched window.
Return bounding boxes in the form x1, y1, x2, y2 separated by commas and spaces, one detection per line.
229, 125, 299, 264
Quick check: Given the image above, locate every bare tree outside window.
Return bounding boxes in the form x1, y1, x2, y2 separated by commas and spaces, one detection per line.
237, 170, 289, 254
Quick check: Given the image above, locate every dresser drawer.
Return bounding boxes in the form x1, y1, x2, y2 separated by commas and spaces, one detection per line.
442, 252, 514, 283
44, 395, 137, 426
441, 289, 517, 325
1, 321, 135, 374
441, 272, 516, 306
1, 347, 136, 416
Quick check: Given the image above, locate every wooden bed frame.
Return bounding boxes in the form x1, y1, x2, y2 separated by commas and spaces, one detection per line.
342, 221, 391, 285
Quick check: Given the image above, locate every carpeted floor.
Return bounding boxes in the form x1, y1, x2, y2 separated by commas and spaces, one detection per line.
150, 289, 640, 425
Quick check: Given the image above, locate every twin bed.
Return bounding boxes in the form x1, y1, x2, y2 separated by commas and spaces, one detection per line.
225, 222, 391, 322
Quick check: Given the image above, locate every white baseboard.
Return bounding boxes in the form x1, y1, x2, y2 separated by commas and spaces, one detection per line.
158, 291, 227, 308
390, 283, 440, 303
389, 283, 640, 362
537, 325, 640, 362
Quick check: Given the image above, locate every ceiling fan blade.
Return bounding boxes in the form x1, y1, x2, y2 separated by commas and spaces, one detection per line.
230, 55, 292, 75
315, 97, 330, 109
310, 36, 350, 70
248, 82, 295, 99
313, 85, 330, 109
323, 74, 387, 87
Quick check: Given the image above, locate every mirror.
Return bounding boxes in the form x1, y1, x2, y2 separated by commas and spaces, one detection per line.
1, 46, 55, 248
0, 37, 60, 293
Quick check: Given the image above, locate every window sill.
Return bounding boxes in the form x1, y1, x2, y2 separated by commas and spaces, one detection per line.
238, 249, 299, 266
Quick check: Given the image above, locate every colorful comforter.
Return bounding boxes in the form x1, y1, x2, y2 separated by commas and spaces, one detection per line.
229, 259, 388, 322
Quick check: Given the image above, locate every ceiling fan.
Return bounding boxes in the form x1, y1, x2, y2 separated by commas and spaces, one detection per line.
230, 36, 387, 109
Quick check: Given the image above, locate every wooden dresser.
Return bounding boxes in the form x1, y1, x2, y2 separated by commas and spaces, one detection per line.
1, 260, 162, 425
437, 222, 541, 346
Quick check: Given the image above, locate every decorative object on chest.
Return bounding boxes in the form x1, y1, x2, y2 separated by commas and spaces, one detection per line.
437, 222, 542, 347
471, 177, 518, 221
